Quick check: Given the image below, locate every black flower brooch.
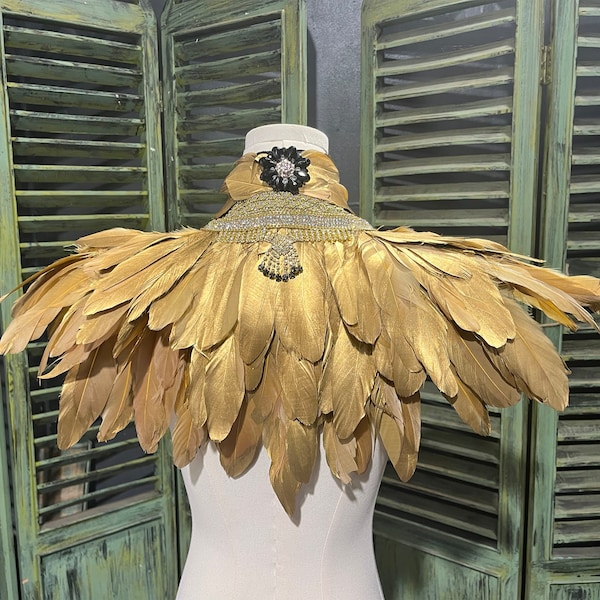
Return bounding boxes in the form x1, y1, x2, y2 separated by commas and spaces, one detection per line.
258, 146, 311, 194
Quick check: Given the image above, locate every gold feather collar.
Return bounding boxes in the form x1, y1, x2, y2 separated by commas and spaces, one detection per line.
1, 153, 600, 516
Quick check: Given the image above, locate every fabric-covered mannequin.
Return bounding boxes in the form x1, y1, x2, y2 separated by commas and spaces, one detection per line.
177, 124, 388, 600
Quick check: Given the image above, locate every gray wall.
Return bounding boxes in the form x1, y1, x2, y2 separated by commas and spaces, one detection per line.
149, 0, 362, 208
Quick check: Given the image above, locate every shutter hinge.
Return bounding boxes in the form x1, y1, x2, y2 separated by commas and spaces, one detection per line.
541, 45, 552, 85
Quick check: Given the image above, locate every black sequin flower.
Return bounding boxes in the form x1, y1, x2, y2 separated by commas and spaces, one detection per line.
258, 146, 311, 194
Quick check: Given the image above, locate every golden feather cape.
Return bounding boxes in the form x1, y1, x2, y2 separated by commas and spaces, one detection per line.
2, 150, 600, 515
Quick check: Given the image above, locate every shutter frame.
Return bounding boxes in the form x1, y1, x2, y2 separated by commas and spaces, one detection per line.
161, 0, 307, 231
361, 1, 544, 597
529, 0, 600, 595
0, 1, 178, 597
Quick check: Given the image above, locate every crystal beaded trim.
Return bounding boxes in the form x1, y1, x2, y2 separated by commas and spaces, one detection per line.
205, 191, 373, 280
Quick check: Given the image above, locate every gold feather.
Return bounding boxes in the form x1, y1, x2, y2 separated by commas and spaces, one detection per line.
286, 420, 318, 484
248, 353, 280, 423
488, 298, 570, 410
172, 406, 205, 468
444, 376, 491, 436
354, 416, 373, 474
84, 236, 187, 315
131, 330, 175, 453
57, 343, 116, 449
219, 397, 262, 477
204, 334, 245, 441
322, 417, 357, 484
97, 361, 134, 443
237, 245, 277, 364
127, 231, 215, 322
263, 404, 301, 515
275, 339, 319, 425
187, 347, 208, 427
320, 323, 375, 440
447, 327, 521, 409
275, 242, 328, 362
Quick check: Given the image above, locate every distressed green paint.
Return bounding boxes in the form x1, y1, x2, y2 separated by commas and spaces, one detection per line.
1, 0, 146, 34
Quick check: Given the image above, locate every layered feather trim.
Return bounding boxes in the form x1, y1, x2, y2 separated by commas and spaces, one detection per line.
1, 223, 600, 515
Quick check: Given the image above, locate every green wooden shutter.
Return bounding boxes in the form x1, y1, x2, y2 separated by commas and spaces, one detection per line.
528, 1, 600, 597
361, 1, 544, 598
161, 0, 307, 231
0, 1, 178, 598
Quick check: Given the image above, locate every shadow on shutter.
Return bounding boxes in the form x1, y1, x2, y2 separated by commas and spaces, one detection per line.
361, 1, 544, 598
0, 1, 178, 598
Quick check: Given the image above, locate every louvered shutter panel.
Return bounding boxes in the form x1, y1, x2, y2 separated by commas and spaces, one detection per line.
361, 1, 544, 597
528, 1, 600, 597
0, 2, 178, 598
161, 0, 307, 231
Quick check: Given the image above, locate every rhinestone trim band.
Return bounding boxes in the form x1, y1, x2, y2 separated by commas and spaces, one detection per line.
205, 191, 373, 280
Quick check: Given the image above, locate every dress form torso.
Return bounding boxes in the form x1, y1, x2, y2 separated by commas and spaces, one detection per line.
176, 125, 387, 600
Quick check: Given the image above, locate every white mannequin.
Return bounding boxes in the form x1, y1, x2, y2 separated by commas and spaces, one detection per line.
176, 124, 387, 600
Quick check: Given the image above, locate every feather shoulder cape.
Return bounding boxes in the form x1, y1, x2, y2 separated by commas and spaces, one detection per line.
1, 149, 600, 515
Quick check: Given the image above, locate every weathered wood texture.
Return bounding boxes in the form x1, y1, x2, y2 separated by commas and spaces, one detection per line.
161, 0, 307, 229
0, 1, 177, 598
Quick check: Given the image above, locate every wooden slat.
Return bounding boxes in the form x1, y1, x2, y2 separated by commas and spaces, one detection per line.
16, 190, 147, 210
573, 120, 600, 136
7, 82, 142, 112
375, 181, 510, 203
567, 231, 600, 251
555, 495, 600, 519
178, 106, 280, 134
576, 63, 600, 77
569, 173, 600, 194
553, 520, 600, 544
420, 426, 499, 465
37, 456, 155, 495
376, 68, 514, 102
179, 78, 280, 109
376, 7, 515, 50
13, 165, 145, 184
374, 208, 508, 228
179, 163, 232, 181
10, 110, 143, 136
561, 338, 600, 360
376, 96, 513, 127
575, 93, 600, 106
378, 39, 515, 77
5, 55, 142, 87
375, 126, 512, 152
175, 49, 281, 84
392, 471, 498, 514
578, 34, 600, 48
555, 470, 600, 492
3, 24, 141, 63
571, 149, 600, 165
417, 448, 500, 488
37, 477, 159, 517
557, 420, 600, 442
12, 138, 145, 160
177, 138, 244, 158
178, 189, 228, 205
18, 214, 148, 233
376, 491, 497, 540
175, 19, 281, 62
556, 444, 600, 468
376, 154, 510, 177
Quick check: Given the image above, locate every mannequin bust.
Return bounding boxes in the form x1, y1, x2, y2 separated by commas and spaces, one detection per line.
176, 124, 387, 600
